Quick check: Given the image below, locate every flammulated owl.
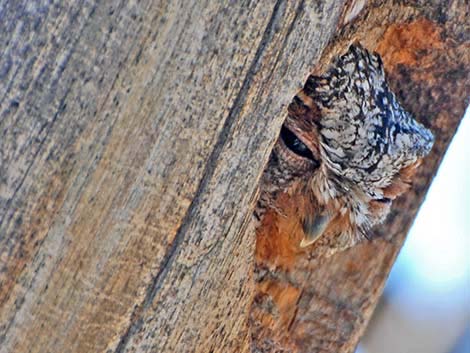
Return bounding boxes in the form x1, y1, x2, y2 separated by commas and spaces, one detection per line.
255, 43, 434, 262
251, 42, 434, 353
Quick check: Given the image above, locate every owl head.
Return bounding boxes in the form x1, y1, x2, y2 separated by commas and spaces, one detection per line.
272, 43, 433, 251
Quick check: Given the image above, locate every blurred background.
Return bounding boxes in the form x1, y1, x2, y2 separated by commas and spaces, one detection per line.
358, 106, 470, 353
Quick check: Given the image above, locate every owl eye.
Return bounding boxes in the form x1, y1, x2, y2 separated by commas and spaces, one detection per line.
375, 197, 391, 203
280, 126, 315, 161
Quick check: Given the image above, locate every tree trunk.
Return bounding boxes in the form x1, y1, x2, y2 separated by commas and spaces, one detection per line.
0, 1, 467, 353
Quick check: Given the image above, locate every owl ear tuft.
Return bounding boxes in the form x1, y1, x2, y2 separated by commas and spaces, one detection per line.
300, 211, 332, 247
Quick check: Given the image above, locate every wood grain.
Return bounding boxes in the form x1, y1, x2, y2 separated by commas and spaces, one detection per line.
0, 1, 346, 352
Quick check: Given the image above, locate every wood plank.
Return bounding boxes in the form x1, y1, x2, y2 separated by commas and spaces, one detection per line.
0, 1, 347, 352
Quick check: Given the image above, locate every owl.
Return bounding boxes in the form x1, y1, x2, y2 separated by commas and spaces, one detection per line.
251, 42, 434, 353
255, 43, 434, 260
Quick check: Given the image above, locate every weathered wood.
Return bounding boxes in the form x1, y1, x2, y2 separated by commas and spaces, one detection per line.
0, 1, 467, 353
0, 1, 346, 352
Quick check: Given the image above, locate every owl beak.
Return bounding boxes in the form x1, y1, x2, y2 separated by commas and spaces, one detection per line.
300, 212, 332, 247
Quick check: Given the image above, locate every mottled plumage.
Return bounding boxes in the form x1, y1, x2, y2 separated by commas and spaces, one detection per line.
251, 42, 433, 353
256, 43, 433, 254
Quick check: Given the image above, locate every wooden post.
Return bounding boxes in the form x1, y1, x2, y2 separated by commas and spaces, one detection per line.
0, 1, 467, 352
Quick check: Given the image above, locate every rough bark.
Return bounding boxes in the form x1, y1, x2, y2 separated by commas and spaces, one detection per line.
0, 1, 467, 353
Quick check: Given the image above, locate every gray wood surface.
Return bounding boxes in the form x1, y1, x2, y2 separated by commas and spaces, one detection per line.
0, 1, 346, 352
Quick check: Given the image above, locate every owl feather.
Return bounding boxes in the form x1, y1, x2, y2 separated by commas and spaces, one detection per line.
256, 43, 433, 254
